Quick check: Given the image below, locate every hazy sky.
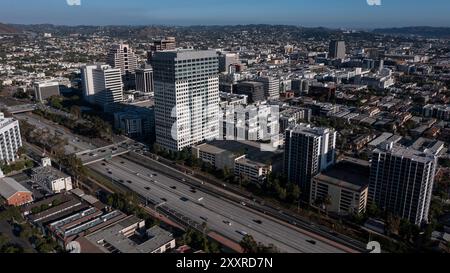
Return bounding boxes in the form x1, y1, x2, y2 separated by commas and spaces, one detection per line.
0, 0, 449, 28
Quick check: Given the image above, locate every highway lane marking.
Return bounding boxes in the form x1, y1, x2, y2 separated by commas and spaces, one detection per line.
98, 159, 316, 253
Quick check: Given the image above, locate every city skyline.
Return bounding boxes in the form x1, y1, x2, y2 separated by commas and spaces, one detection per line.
0, 0, 449, 28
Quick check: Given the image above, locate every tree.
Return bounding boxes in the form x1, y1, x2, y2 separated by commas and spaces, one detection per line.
286, 183, 301, 204
70, 106, 81, 119
386, 214, 401, 236
240, 235, 279, 253
49, 96, 64, 110
240, 235, 258, 253
17, 146, 27, 157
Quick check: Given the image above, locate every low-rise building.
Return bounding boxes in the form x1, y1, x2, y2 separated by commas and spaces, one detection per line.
191, 143, 237, 170
0, 170, 33, 206
311, 157, 369, 215
31, 158, 73, 194
234, 155, 272, 184
34, 80, 60, 102
82, 216, 176, 253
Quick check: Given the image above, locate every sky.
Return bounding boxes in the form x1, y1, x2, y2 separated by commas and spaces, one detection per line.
0, 0, 449, 28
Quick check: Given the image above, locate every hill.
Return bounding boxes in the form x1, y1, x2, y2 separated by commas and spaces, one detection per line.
373, 26, 450, 38
0, 23, 20, 34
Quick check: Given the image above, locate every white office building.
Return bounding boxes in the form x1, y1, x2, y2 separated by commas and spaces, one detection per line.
0, 112, 22, 164
81, 64, 123, 110
34, 81, 60, 102
152, 50, 220, 151
81, 64, 98, 104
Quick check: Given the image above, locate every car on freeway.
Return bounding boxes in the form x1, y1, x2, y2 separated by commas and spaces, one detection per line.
223, 221, 232, 226
200, 216, 208, 222
127, 180, 132, 184
170, 186, 177, 190
253, 220, 263, 225
180, 197, 189, 202
161, 198, 168, 202
236, 230, 248, 236
306, 240, 317, 245
145, 187, 151, 190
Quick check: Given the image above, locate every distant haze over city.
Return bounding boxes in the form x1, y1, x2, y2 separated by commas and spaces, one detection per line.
0, 0, 449, 28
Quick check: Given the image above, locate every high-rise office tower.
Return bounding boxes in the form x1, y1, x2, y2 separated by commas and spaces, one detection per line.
369, 142, 437, 225
81, 64, 99, 104
34, 81, 60, 102
135, 65, 154, 95
81, 64, 124, 109
256, 76, 280, 100
148, 37, 177, 62
152, 50, 220, 151
0, 112, 22, 164
107, 44, 138, 90
151, 37, 176, 51
284, 124, 337, 201
218, 53, 240, 74
92, 65, 124, 110
235, 81, 265, 103
329, 40, 346, 59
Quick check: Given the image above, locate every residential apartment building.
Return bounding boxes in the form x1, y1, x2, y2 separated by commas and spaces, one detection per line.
369, 142, 437, 225
284, 124, 337, 201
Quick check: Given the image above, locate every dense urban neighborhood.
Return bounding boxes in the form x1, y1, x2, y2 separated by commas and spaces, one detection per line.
1, 21, 450, 254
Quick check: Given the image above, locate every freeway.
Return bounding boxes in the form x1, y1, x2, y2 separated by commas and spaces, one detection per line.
90, 157, 351, 253
14, 111, 361, 253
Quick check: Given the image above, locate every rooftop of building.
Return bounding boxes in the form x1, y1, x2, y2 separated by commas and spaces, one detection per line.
373, 142, 437, 163
410, 137, 445, 156
0, 176, 32, 199
86, 217, 173, 253
152, 49, 218, 61
314, 157, 370, 192
207, 139, 281, 162
287, 124, 334, 137
235, 156, 270, 169
195, 143, 229, 155
0, 114, 19, 128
